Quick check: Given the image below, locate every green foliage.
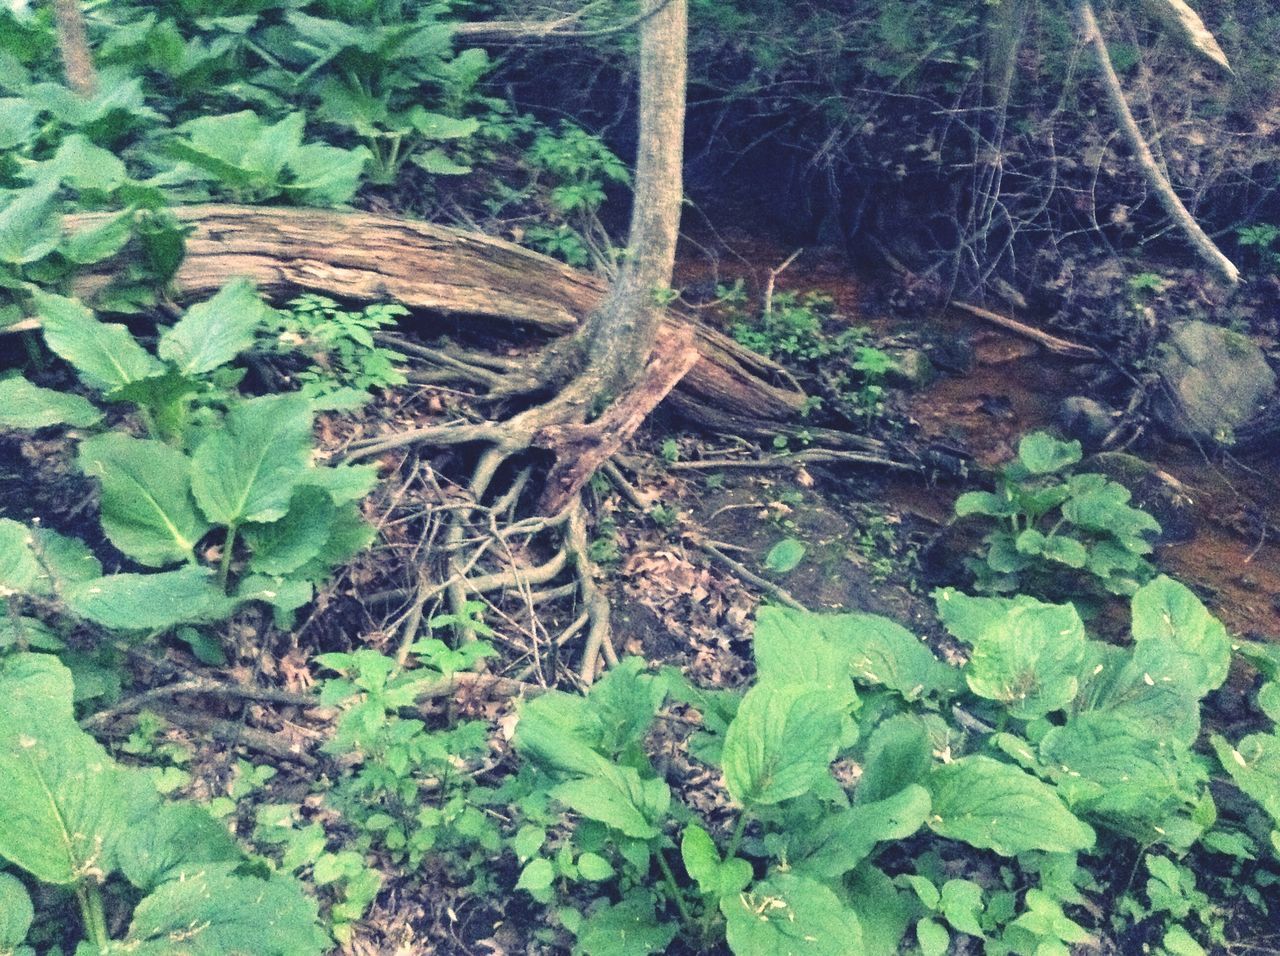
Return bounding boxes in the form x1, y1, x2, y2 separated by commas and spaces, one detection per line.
0, 653, 328, 954
0, 283, 378, 639
263, 294, 408, 409
729, 290, 897, 427
1236, 222, 1280, 273
955, 431, 1161, 598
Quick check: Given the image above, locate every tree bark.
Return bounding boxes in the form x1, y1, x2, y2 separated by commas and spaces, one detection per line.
64, 205, 805, 431
1078, 0, 1239, 286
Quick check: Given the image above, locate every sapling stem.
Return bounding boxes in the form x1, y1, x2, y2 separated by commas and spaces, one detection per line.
655, 847, 695, 927
724, 810, 749, 862
218, 524, 237, 589
76, 881, 109, 949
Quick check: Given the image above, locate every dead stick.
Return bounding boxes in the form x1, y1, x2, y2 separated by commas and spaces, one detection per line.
952, 301, 1101, 359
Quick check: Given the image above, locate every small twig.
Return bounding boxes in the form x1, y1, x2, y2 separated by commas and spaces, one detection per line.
669, 448, 916, 472
763, 248, 803, 319
951, 301, 1101, 359
695, 541, 807, 610
82, 679, 315, 730
566, 501, 618, 685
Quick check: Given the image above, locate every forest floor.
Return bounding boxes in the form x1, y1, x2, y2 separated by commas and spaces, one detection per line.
5, 226, 1279, 954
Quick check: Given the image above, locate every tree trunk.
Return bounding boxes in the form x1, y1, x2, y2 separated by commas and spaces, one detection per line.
65, 205, 806, 431
569, 0, 688, 399
1078, 0, 1239, 286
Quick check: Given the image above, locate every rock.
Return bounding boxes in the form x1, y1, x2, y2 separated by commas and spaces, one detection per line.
1056, 396, 1116, 451
1152, 321, 1277, 444
924, 334, 976, 375
886, 348, 936, 390
1085, 451, 1197, 543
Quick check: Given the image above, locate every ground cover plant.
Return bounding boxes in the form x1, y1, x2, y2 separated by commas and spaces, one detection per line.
1, 0, 1279, 952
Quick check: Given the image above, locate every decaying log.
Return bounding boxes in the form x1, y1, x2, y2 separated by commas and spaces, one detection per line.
65, 205, 807, 432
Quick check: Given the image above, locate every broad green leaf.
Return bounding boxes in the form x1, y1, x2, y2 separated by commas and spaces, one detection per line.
723, 683, 843, 807
60, 208, 135, 265
1006, 889, 1092, 944
116, 862, 328, 955
244, 487, 335, 576
0, 519, 41, 594
549, 765, 670, 840
857, 715, 934, 803
297, 463, 379, 504
235, 575, 313, 614
940, 879, 985, 937
30, 134, 126, 191
0, 872, 33, 951
572, 896, 678, 956
0, 182, 60, 265
118, 802, 242, 893
192, 394, 313, 526
0, 704, 132, 883
0, 653, 75, 722
752, 607, 856, 697
1077, 640, 1202, 747
510, 825, 545, 861
1063, 474, 1161, 543
35, 291, 162, 391
0, 98, 37, 151
1041, 715, 1205, 844
1212, 732, 1280, 829
826, 612, 962, 700
926, 756, 1095, 855
79, 433, 210, 567
763, 537, 806, 573
681, 825, 752, 897
0, 377, 102, 429
282, 142, 369, 205
515, 857, 553, 893
846, 866, 913, 956
722, 873, 863, 955
65, 568, 231, 630
513, 691, 606, 777
955, 490, 1012, 517
933, 588, 1043, 645
158, 280, 271, 375
586, 656, 667, 756
1131, 576, 1230, 695
408, 109, 480, 140
792, 785, 930, 879
576, 852, 614, 882
1016, 432, 1081, 474
916, 918, 949, 956
412, 148, 472, 176
964, 602, 1088, 720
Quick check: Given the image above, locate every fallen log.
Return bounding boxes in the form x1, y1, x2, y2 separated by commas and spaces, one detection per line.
63, 205, 807, 432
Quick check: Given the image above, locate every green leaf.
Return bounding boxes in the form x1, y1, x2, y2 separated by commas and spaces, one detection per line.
0, 98, 37, 151
940, 879, 985, 937
722, 873, 863, 955
297, 463, 379, 504
244, 487, 335, 576
792, 785, 931, 879
857, 715, 935, 803
0, 182, 60, 265
79, 433, 210, 567
681, 825, 752, 897
31, 134, 126, 192
763, 537, 806, 573
723, 683, 843, 807
926, 756, 1095, 856
964, 602, 1088, 720
412, 147, 472, 176
933, 588, 1042, 645
1016, 432, 1081, 474
192, 394, 314, 526
116, 862, 328, 955
282, 142, 369, 205
0, 676, 134, 883
572, 896, 678, 956
0, 872, 33, 951
60, 208, 135, 265
511, 824, 546, 861
846, 867, 913, 956
0, 519, 42, 594
549, 765, 670, 840
1063, 474, 1161, 542
0, 526, 101, 598
158, 279, 271, 375
752, 607, 856, 698
955, 490, 1012, 517
64, 567, 231, 630
408, 109, 480, 140
1131, 576, 1230, 696
34, 291, 162, 391
118, 803, 242, 893
916, 918, 949, 956
827, 612, 962, 700
515, 857, 554, 893
1041, 535, 1088, 568
1212, 732, 1280, 830
576, 851, 614, 882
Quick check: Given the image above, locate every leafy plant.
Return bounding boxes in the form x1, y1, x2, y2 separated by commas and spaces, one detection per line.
1236, 222, 1280, 274
0, 283, 379, 636
954, 431, 1161, 598
264, 293, 408, 409
0, 653, 329, 954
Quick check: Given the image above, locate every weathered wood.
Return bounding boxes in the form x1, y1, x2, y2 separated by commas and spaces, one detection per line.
65, 205, 806, 430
